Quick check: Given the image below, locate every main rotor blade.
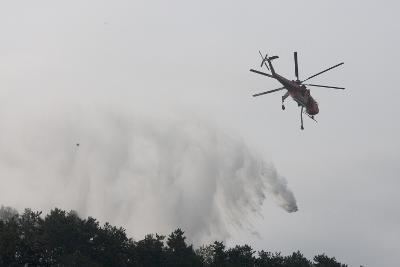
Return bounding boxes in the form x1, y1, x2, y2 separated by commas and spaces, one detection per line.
301, 62, 344, 83
253, 87, 285, 97
303, 111, 318, 122
294, 52, 299, 80
258, 51, 270, 70
250, 69, 273, 78
304, 83, 345, 90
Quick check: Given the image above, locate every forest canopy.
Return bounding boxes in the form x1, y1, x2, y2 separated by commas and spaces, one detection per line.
0, 206, 349, 267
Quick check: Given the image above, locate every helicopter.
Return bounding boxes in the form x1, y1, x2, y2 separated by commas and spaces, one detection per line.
250, 51, 344, 130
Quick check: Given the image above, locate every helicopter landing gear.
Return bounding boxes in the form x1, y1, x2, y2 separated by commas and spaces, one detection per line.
281, 92, 289, 111
300, 106, 304, 130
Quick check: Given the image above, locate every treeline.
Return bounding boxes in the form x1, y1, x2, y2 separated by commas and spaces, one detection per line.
0, 206, 348, 267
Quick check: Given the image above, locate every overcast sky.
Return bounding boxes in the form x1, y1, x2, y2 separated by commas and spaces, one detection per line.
1, 1, 399, 266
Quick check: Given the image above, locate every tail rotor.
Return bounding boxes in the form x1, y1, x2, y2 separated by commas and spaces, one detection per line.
259, 51, 270, 70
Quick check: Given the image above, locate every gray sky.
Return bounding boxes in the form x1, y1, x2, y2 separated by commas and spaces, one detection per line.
1, 1, 399, 266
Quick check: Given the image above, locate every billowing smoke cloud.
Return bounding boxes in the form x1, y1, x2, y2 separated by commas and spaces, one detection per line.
0, 99, 297, 243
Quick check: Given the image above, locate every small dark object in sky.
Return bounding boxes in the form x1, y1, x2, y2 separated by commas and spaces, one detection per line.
76, 143, 80, 147
250, 51, 344, 130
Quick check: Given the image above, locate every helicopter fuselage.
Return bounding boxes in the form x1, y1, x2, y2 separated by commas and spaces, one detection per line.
273, 73, 319, 115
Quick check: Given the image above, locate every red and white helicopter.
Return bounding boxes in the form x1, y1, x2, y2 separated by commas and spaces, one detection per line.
250, 51, 344, 130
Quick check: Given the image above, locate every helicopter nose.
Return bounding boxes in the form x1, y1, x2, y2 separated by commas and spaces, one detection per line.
307, 104, 319, 115
312, 105, 319, 115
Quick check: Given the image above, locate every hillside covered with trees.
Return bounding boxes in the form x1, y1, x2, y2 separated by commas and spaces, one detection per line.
0, 206, 349, 267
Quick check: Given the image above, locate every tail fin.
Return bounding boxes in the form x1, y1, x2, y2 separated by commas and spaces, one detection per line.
259, 51, 279, 76
267, 55, 279, 75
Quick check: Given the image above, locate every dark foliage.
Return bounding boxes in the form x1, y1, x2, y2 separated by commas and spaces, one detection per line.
313, 254, 348, 267
0, 207, 350, 267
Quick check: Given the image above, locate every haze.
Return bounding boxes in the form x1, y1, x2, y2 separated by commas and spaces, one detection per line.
0, 1, 399, 266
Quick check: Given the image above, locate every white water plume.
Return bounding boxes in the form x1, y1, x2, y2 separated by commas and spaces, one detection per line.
0, 100, 297, 243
